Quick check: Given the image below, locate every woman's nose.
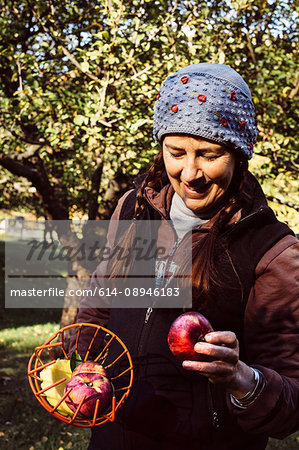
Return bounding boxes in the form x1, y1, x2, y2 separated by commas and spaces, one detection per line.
182, 159, 203, 183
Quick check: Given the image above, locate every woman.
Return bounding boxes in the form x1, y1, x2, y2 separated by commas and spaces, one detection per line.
69, 63, 299, 450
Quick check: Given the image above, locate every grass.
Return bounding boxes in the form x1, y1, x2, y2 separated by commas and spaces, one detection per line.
0, 318, 91, 450
4, 237, 68, 278
0, 238, 90, 449
0, 240, 298, 449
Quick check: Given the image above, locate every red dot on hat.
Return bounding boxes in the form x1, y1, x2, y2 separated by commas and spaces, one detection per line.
221, 118, 228, 126
171, 105, 178, 113
197, 94, 206, 102
181, 76, 189, 84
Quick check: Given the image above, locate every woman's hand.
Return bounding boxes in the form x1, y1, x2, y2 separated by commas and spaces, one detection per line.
182, 331, 256, 398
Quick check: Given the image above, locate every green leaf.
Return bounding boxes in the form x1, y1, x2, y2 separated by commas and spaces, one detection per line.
81, 61, 89, 73
73, 115, 85, 126
70, 351, 83, 372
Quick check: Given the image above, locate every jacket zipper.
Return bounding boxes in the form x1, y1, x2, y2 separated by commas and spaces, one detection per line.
144, 306, 153, 323
212, 411, 220, 429
137, 235, 183, 355
221, 207, 267, 237
135, 191, 164, 355
208, 382, 220, 430
137, 307, 153, 355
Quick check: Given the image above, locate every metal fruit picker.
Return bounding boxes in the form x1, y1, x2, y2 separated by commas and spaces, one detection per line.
28, 323, 134, 427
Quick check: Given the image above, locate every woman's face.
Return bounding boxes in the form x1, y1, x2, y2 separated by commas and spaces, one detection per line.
162, 135, 236, 213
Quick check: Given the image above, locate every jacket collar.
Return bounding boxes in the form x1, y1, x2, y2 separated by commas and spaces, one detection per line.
139, 170, 270, 228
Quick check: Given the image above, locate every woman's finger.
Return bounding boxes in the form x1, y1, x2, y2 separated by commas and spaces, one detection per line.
204, 331, 238, 348
182, 359, 235, 378
194, 342, 239, 364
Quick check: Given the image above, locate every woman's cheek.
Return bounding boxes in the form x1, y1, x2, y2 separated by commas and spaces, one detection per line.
207, 161, 234, 186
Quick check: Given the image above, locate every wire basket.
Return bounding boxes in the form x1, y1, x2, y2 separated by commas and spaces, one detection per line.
28, 323, 134, 427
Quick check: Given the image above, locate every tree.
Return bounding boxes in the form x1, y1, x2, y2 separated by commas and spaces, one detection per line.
1, 0, 298, 332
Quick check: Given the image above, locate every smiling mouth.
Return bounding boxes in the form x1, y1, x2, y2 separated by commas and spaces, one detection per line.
183, 182, 211, 195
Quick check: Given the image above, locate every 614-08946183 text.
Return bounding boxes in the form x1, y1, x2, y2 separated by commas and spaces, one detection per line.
96, 287, 180, 297
9, 286, 180, 298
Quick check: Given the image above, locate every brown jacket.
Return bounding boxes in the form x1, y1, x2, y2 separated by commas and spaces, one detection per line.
70, 172, 299, 449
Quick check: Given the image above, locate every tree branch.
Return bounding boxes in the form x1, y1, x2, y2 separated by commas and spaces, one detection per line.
58, 44, 101, 83
147, 2, 179, 43
0, 152, 69, 219
246, 31, 258, 67
128, 16, 141, 60
0, 153, 37, 179
16, 58, 24, 94
289, 73, 299, 99
114, 66, 152, 86
28, 3, 102, 84
88, 158, 104, 220
0, 116, 48, 146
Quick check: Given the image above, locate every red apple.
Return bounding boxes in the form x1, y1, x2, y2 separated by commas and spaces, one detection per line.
72, 361, 108, 377
64, 361, 113, 418
168, 311, 214, 361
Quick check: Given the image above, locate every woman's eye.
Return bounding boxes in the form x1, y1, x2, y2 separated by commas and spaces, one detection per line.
170, 153, 184, 158
203, 154, 218, 160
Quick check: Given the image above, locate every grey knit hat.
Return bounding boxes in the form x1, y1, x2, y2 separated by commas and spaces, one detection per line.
153, 63, 257, 159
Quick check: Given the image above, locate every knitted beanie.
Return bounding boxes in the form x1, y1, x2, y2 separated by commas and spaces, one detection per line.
153, 63, 257, 159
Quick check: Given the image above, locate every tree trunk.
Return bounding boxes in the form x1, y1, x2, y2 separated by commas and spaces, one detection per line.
59, 273, 90, 350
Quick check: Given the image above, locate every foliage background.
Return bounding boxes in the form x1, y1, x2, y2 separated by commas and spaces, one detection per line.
0, 0, 298, 227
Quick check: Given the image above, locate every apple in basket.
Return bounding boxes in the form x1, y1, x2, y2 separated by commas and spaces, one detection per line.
168, 311, 214, 361
64, 361, 113, 418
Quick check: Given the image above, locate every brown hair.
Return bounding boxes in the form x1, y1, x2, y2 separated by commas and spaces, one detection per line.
107, 151, 165, 279
108, 150, 249, 301
190, 158, 248, 305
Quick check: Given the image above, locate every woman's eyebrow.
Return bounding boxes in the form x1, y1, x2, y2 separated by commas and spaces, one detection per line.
165, 143, 221, 152
164, 143, 185, 151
